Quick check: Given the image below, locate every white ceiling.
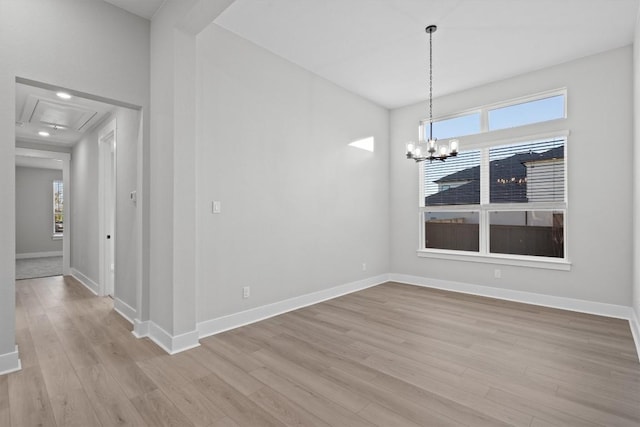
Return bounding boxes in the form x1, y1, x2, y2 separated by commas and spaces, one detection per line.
15, 83, 115, 148
214, 0, 640, 108
102, 0, 638, 108
103, 0, 165, 20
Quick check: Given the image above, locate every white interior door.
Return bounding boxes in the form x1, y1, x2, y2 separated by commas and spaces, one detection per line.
99, 119, 116, 296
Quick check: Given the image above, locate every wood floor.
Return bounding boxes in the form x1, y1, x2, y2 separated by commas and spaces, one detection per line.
4, 276, 640, 426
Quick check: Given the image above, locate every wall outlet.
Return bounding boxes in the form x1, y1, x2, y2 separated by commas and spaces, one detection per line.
494, 269, 501, 279
243, 286, 250, 299
212, 200, 221, 214
362, 262, 367, 271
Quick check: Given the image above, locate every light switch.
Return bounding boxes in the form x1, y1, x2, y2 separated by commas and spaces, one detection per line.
212, 201, 221, 214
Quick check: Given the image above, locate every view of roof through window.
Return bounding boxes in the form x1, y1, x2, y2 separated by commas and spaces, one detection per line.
424, 93, 566, 206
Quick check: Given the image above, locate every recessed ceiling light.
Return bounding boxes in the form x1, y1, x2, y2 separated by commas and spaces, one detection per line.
38, 131, 50, 137
56, 92, 72, 100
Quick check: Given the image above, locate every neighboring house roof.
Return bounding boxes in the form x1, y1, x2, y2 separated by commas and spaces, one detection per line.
425, 146, 563, 205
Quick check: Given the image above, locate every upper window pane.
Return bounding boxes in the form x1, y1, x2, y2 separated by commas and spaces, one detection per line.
488, 95, 565, 131
424, 150, 481, 206
489, 138, 565, 204
428, 113, 481, 140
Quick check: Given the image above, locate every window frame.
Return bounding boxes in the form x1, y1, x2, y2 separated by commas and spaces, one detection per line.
415, 89, 570, 270
53, 179, 63, 239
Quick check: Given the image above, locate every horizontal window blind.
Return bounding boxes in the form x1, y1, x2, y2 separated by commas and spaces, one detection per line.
424, 150, 481, 206
489, 138, 565, 203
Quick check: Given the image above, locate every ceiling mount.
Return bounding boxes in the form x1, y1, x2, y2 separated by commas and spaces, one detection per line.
425, 25, 437, 34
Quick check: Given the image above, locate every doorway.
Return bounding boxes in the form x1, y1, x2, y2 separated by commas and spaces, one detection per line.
14, 148, 71, 278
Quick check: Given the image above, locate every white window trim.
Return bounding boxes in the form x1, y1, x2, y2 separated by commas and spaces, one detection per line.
416, 248, 571, 271
53, 179, 63, 239
420, 88, 567, 138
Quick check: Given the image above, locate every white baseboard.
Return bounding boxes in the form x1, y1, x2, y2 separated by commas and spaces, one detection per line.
198, 274, 389, 339
389, 273, 639, 362
132, 319, 150, 338
630, 310, 640, 362
131, 320, 199, 355
16, 251, 63, 259
389, 273, 633, 319
0, 345, 22, 375
113, 298, 137, 325
147, 323, 200, 355
70, 268, 99, 295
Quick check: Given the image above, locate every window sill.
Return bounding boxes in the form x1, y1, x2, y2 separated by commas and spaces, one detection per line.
52, 234, 63, 241
416, 249, 571, 271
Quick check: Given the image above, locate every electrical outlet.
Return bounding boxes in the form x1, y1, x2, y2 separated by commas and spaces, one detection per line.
212, 201, 221, 214
494, 269, 501, 279
243, 286, 250, 299
362, 262, 367, 271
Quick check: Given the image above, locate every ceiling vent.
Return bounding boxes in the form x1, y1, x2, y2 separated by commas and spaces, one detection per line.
20, 95, 97, 132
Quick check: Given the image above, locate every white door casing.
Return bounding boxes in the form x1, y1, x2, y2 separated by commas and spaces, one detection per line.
99, 119, 116, 296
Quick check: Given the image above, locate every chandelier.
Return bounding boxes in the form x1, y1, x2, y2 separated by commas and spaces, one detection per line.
406, 25, 459, 163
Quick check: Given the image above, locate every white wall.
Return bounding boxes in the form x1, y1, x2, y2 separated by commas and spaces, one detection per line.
633, 11, 640, 328
0, 0, 149, 365
391, 46, 633, 306
15, 167, 63, 256
195, 25, 390, 322
114, 107, 141, 309
149, 0, 234, 346
71, 125, 99, 283
71, 106, 140, 310
149, 0, 193, 338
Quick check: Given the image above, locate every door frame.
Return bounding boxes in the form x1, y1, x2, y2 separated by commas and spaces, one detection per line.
98, 119, 116, 297
15, 148, 71, 276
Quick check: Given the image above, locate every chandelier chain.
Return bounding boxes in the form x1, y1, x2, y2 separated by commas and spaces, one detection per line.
429, 28, 433, 140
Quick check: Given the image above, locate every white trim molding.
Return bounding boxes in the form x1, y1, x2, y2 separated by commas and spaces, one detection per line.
113, 298, 137, 324
630, 310, 640, 362
390, 273, 633, 319
389, 273, 639, 362
70, 268, 99, 295
16, 251, 63, 259
198, 274, 389, 339
0, 345, 22, 375
132, 321, 200, 355
132, 319, 150, 338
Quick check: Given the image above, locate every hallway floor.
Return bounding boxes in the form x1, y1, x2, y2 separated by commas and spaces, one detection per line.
15, 256, 63, 280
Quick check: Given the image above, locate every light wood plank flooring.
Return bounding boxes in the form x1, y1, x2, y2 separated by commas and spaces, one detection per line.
6, 275, 640, 426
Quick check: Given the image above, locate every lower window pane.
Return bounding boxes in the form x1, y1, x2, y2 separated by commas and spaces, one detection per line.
489, 211, 564, 258
425, 212, 479, 252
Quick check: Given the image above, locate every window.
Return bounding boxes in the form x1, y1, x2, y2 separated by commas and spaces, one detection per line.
427, 112, 481, 140
488, 95, 565, 131
53, 180, 63, 236
425, 211, 479, 252
417, 90, 568, 266
424, 150, 481, 206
